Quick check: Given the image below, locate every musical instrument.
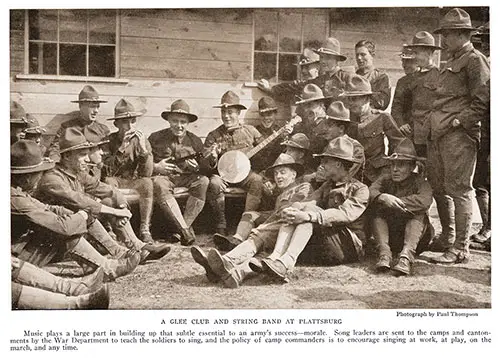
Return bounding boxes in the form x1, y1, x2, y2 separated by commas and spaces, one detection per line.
217, 116, 302, 183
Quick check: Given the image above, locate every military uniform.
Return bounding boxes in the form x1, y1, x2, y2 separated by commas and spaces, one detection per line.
391, 72, 415, 131
356, 68, 391, 110
252, 124, 284, 173
349, 109, 404, 184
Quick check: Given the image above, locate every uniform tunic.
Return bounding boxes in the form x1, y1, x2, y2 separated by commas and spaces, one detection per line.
356, 67, 391, 110
391, 73, 415, 129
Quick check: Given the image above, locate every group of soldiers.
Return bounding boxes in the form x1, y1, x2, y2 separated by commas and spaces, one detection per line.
10, 8, 490, 308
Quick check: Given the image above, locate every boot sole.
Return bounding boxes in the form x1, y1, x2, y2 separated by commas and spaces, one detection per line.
262, 260, 287, 282
249, 259, 263, 273
207, 249, 239, 288
213, 234, 237, 252
191, 247, 219, 283
146, 246, 172, 261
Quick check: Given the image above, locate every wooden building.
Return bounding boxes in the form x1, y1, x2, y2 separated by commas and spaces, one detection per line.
9, 7, 489, 140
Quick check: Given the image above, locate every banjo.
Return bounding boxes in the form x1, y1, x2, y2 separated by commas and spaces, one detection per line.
217, 116, 302, 183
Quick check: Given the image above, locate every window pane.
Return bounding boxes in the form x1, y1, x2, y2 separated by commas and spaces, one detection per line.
254, 52, 277, 82
278, 54, 298, 81
89, 10, 116, 44
29, 42, 57, 75
29, 10, 58, 41
59, 9, 87, 43
303, 14, 326, 50
89, 45, 115, 77
60, 44, 86, 76
279, 12, 301, 53
254, 11, 277, 51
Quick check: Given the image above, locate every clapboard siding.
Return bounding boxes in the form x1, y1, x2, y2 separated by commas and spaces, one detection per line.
10, 29, 24, 76
120, 8, 253, 25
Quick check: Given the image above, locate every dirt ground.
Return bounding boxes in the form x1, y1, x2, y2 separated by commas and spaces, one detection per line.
109, 202, 491, 310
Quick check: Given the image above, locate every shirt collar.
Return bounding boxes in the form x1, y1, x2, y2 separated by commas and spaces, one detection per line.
451, 42, 473, 60
56, 164, 78, 180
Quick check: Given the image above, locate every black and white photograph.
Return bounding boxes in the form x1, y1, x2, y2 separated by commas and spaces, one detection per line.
8, 4, 491, 314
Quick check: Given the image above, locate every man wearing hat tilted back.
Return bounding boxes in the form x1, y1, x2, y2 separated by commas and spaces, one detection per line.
205, 90, 265, 236
391, 47, 418, 132
369, 139, 433, 275
427, 8, 489, 264
101, 99, 156, 244
261, 136, 368, 280
148, 99, 210, 246
191, 154, 313, 287
47, 85, 110, 162
36, 128, 171, 263
11, 140, 141, 284
341, 75, 404, 185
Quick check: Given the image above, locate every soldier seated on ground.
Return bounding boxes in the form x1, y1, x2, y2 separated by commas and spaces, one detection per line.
368, 139, 434, 276
262, 137, 368, 281
10, 140, 141, 282
191, 154, 313, 288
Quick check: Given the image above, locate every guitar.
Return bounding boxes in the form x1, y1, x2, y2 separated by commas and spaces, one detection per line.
217, 116, 302, 183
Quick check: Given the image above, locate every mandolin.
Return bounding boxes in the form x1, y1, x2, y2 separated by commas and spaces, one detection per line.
217, 116, 302, 183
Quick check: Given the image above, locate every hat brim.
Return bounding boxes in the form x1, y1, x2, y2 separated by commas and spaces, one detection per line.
295, 96, 332, 105
265, 162, 304, 178
213, 104, 247, 110
11, 160, 55, 174
107, 112, 144, 121
259, 107, 278, 114
10, 119, 27, 125
71, 99, 108, 103
313, 49, 347, 61
295, 59, 320, 66
404, 44, 443, 50
59, 142, 94, 154
24, 127, 46, 134
339, 91, 373, 97
383, 153, 426, 162
280, 140, 309, 151
313, 152, 363, 163
161, 111, 198, 123
326, 115, 351, 123
433, 26, 476, 34
400, 54, 417, 59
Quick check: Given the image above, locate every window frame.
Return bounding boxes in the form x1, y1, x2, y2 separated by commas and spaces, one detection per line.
251, 9, 329, 83
18, 9, 127, 83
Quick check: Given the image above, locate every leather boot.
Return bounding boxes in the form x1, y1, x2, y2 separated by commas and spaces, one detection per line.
13, 259, 104, 296
183, 196, 205, 228
207, 249, 241, 289
371, 217, 392, 271
233, 212, 260, 242
114, 221, 147, 251
213, 233, 243, 252
67, 237, 141, 281
139, 197, 154, 244
432, 194, 456, 250
209, 196, 227, 235
159, 196, 194, 245
87, 220, 129, 258
142, 243, 172, 261
392, 248, 414, 276
14, 283, 109, 310
190, 246, 219, 283
224, 239, 258, 266
471, 191, 490, 243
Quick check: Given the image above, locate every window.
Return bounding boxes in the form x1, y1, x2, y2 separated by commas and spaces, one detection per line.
27, 9, 118, 77
253, 10, 328, 82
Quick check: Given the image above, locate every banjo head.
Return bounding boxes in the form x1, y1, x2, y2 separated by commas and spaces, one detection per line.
217, 150, 251, 184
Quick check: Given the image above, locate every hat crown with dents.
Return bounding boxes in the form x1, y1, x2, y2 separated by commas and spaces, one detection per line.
161, 99, 198, 122
281, 133, 310, 150
295, 84, 327, 104
213, 90, 247, 110
297, 48, 320, 66
326, 101, 350, 122
258, 96, 278, 113
59, 128, 93, 154
314, 37, 347, 61
84, 126, 109, 146
340, 75, 373, 96
384, 138, 426, 161
399, 47, 417, 59
11, 140, 55, 174
23, 114, 45, 134
405, 31, 441, 49
266, 153, 304, 177
72, 85, 107, 103
314, 136, 362, 163
109, 99, 143, 120
434, 8, 475, 34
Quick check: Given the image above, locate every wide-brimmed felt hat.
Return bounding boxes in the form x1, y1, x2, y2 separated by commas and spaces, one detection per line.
71, 85, 107, 103
10, 101, 28, 125
313, 136, 362, 163
326, 101, 351, 123
213, 91, 247, 110
339, 75, 373, 97
313, 38, 347, 61
265, 153, 304, 178
161, 99, 198, 123
258, 96, 278, 114
433, 8, 476, 34
404, 31, 442, 50
295, 84, 331, 105
384, 138, 426, 162
295, 48, 320, 66
280, 133, 310, 151
399, 47, 417, 60
11, 140, 55, 174
107, 99, 143, 121
59, 128, 94, 154
23, 115, 46, 135
84, 126, 110, 147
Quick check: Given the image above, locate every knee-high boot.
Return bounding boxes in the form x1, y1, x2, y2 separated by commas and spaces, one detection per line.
158, 196, 195, 245
434, 194, 456, 247
209, 195, 227, 235
87, 220, 129, 258
138, 197, 154, 243
183, 196, 205, 229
